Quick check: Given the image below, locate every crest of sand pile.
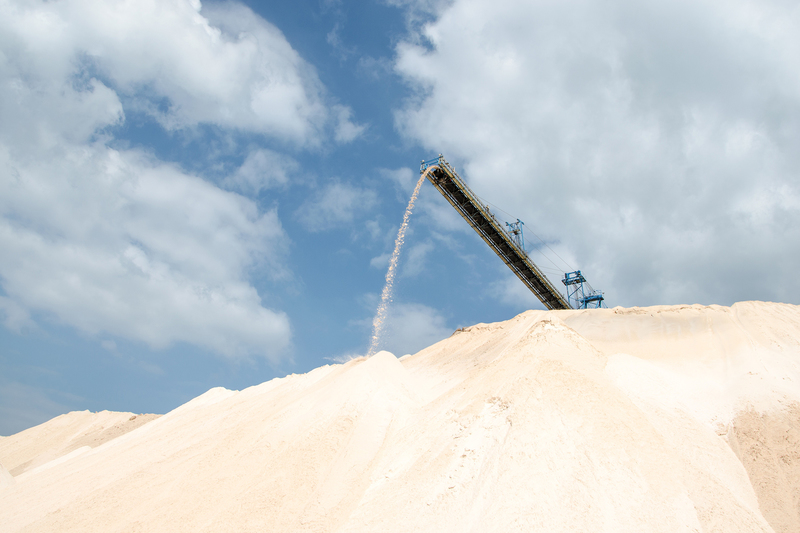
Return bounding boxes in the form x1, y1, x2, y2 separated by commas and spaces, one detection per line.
0, 410, 159, 477
1, 302, 799, 533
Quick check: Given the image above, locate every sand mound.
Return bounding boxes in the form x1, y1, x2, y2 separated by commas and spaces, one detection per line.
0, 461, 13, 488
0, 410, 160, 477
728, 405, 800, 533
1, 302, 799, 532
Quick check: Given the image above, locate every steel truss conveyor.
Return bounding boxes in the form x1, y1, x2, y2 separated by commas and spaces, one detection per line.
421, 155, 571, 310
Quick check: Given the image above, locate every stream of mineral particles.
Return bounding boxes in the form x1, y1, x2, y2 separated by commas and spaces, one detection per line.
367, 169, 431, 356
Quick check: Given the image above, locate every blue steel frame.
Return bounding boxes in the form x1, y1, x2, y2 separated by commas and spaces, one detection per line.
562, 270, 605, 309
505, 219, 525, 252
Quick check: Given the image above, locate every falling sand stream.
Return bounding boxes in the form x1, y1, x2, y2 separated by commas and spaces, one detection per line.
367, 169, 433, 356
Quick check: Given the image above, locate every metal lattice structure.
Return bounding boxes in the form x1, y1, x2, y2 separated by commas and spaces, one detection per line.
505, 219, 525, 251
562, 270, 605, 309
421, 155, 571, 310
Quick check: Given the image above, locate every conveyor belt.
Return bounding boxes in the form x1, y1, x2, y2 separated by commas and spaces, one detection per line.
421, 155, 571, 310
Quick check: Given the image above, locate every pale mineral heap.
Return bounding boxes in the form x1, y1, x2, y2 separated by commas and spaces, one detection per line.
1, 302, 799, 532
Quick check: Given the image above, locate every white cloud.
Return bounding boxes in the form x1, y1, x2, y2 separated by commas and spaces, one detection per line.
295, 180, 378, 231
0, 0, 362, 147
327, 21, 357, 62
370, 252, 390, 269
224, 149, 298, 194
0, 296, 35, 333
394, 0, 800, 306
0, 146, 291, 359
402, 241, 434, 277
364, 219, 383, 241
381, 166, 417, 196
380, 302, 451, 356
333, 105, 367, 143
0, 0, 353, 359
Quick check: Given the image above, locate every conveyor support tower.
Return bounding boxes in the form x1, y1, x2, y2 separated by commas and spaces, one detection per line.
562, 270, 605, 309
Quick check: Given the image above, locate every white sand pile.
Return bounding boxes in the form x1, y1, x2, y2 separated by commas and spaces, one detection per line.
0, 410, 160, 477
1, 302, 798, 532
0, 461, 14, 488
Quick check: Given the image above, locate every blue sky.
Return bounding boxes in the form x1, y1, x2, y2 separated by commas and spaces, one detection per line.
2, 0, 799, 435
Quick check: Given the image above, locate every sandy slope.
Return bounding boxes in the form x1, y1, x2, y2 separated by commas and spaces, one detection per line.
0, 410, 159, 477
1, 302, 798, 532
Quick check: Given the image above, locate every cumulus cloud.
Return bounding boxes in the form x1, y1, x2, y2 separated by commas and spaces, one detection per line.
0, 296, 35, 333
295, 180, 378, 231
370, 252, 391, 269
333, 105, 368, 143
0, 0, 377, 359
380, 302, 451, 356
394, 0, 800, 306
223, 149, 298, 194
401, 241, 435, 277
381, 167, 417, 193
0, 0, 361, 146
0, 146, 291, 359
